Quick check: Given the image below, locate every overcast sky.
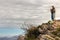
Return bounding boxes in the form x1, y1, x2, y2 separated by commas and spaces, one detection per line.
0, 0, 60, 26
0, 0, 60, 37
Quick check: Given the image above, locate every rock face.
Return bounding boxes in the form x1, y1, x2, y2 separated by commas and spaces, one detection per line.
38, 34, 55, 40
17, 20, 60, 40
38, 20, 60, 40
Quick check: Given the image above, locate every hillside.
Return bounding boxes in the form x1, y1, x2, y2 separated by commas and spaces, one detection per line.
0, 36, 18, 40
17, 20, 60, 40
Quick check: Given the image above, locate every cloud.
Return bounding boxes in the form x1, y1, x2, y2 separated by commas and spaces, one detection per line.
0, 0, 59, 28
0, 0, 52, 19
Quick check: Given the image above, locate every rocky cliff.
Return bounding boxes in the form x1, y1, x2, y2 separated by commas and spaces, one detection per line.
17, 20, 60, 40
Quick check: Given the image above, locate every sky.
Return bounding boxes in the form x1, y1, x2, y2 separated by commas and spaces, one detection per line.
0, 28, 25, 37
0, 0, 60, 37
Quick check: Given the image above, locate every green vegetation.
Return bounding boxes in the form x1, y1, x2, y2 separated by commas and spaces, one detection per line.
25, 27, 40, 40
52, 27, 60, 37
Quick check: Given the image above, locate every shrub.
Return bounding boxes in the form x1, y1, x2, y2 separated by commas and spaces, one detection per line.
25, 27, 40, 40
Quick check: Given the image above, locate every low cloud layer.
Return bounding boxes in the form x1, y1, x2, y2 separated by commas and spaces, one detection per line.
0, 0, 60, 28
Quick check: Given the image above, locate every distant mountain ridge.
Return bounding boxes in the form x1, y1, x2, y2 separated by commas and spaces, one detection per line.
0, 36, 18, 40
